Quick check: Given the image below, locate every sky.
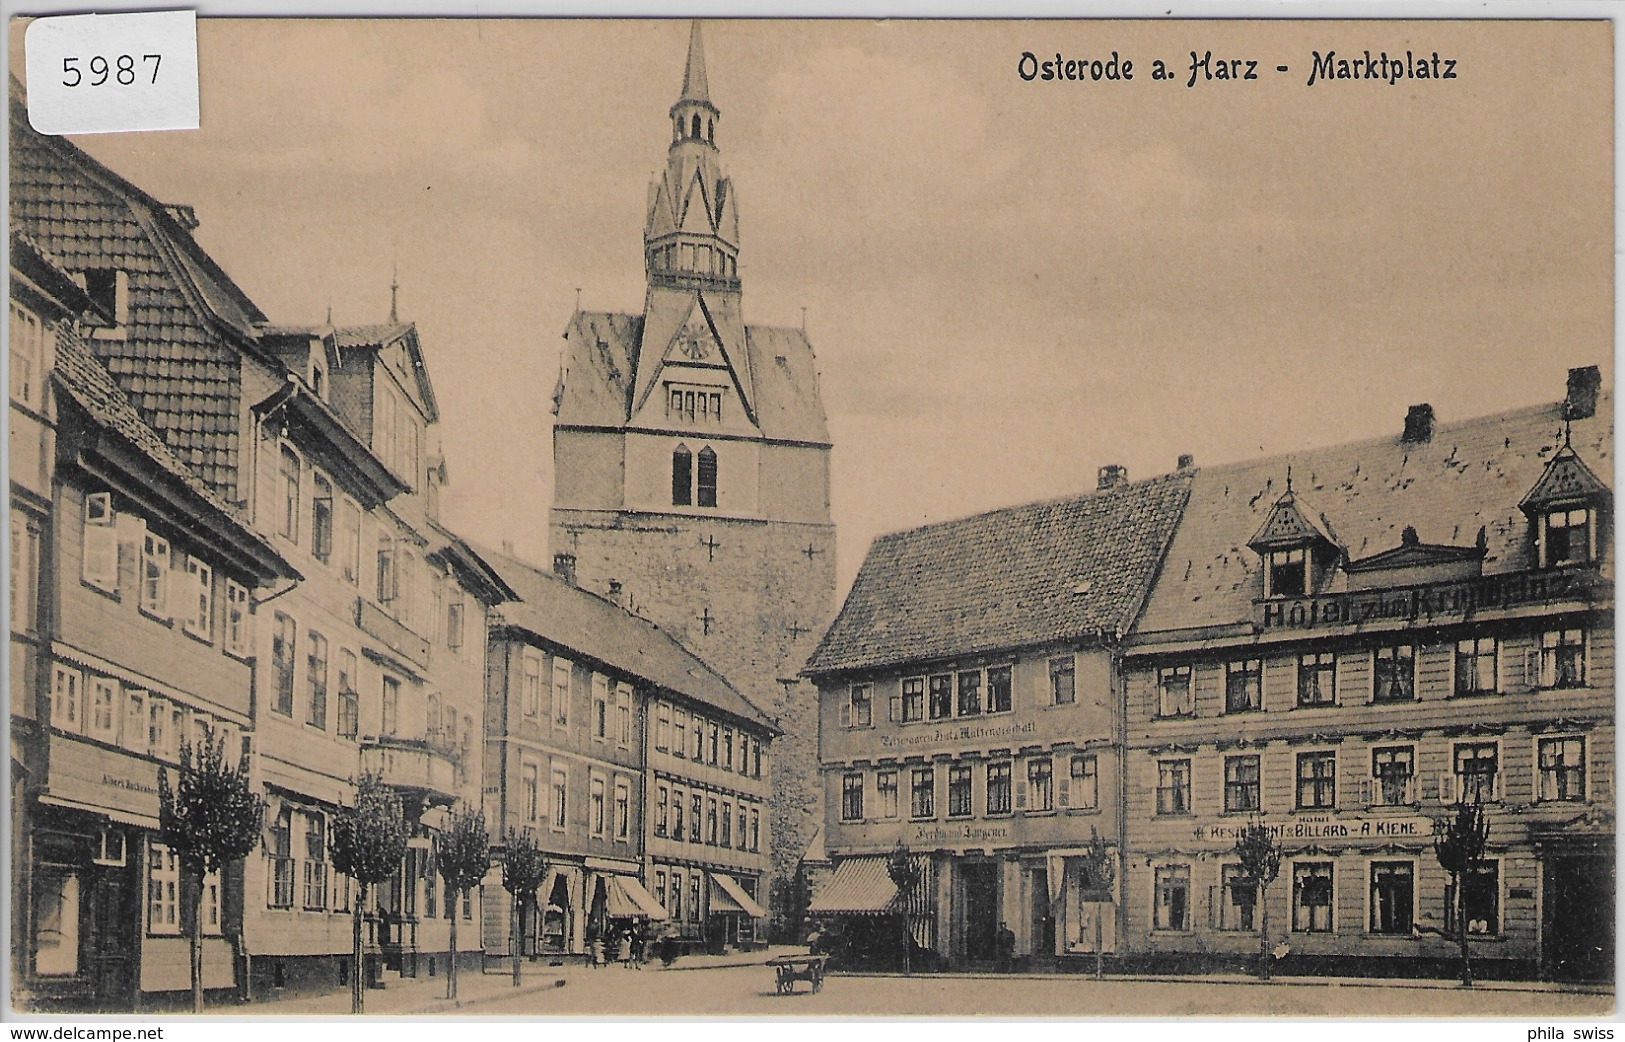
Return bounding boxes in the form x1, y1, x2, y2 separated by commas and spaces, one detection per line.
23, 16, 1614, 600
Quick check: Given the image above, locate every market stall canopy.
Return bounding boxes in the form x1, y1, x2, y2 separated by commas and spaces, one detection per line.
807, 856, 898, 915
709, 873, 768, 918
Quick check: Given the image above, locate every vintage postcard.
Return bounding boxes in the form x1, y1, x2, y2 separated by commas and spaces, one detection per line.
4, 12, 1614, 1022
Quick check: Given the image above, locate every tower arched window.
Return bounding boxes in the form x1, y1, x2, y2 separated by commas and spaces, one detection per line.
692, 113, 702, 139
707, 118, 714, 143
672, 445, 693, 507
697, 446, 718, 508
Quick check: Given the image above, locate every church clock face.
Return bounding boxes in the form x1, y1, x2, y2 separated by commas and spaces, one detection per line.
681, 328, 712, 360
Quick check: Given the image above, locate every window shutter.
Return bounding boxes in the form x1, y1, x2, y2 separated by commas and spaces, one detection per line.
1015, 779, 1028, 809
82, 493, 120, 588
888, 693, 901, 723
838, 699, 850, 729
1355, 778, 1371, 806
1437, 772, 1456, 804
1058, 777, 1071, 808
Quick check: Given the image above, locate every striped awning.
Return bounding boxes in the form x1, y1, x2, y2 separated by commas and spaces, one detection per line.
709, 872, 768, 918
808, 855, 898, 915
604, 874, 669, 920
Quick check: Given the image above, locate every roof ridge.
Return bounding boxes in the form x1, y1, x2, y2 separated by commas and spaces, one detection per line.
871, 470, 1191, 545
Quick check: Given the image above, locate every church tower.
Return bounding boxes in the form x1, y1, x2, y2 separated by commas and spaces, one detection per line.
550, 21, 836, 933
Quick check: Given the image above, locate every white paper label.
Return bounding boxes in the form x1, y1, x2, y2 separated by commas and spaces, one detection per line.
24, 11, 199, 135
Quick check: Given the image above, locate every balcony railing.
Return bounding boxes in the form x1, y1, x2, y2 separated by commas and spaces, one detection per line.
359, 735, 458, 805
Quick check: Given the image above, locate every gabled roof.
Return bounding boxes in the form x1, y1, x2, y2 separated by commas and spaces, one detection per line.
806, 472, 1194, 676
1246, 488, 1341, 553
478, 546, 778, 734
1136, 393, 1613, 635
1344, 527, 1485, 574
330, 321, 440, 424
1519, 443, 1611, 513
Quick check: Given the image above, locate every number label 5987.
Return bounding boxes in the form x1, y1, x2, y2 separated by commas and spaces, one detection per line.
61, 54, 161, 87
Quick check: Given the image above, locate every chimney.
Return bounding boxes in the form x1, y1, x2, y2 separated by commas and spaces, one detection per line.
1402, 404, 1434, 444
1097, 464, 1128, 491
1177, 453, 1196, 471
1565, 365, 1601, 420
552, 552, 577, 586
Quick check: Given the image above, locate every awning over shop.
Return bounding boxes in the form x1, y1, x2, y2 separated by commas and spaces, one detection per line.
709, 873, 768, 918
808, 855, 898, 915
603, 874, 669, 920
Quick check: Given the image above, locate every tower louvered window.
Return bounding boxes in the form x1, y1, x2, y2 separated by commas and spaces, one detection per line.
672, 445, 692, 506
697, 446, 717, 507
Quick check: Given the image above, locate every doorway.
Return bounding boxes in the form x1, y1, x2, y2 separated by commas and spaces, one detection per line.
1544, 854, 1614, 982
960, 862, 999, 962
1030, 866, 1055, 959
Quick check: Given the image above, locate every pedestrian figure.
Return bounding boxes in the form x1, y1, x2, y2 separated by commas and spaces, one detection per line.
591, 935, 606, 968
618, 929, 634, 968
995, 921, 1016, 973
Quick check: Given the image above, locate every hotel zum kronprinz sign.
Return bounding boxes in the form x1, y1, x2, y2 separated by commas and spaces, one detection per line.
1256, 568, 1599, 631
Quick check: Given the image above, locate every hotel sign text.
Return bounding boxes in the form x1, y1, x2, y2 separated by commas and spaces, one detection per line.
1257, 569, 1598, 632
1198, 815, 1436, 844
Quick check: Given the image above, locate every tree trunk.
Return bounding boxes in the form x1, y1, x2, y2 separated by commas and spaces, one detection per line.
352, 882, 367, 1015
447, 891, 460, 1000
190, 874, 205, 1015
1457, 871, 1474, 987
1093, 906, 1104, 981
511, 894, 523, 987
1258, 884, 1271, 982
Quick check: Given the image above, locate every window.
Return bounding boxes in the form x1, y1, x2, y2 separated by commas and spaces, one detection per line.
269, 808, 294, 908
722, 727, 734, 770
590, 775, 606, 837
148, 842, 180, 933
948, 764, 973, 817
89, 677, 119, 742
522, 764, 539, 821
337, 649, 359, 739
272, 613, 297, 716
736, 802, 749, 849
1296, 752, 1336, 810
592, 675, 608, 740
1292, 862, 1334, 933
672, 788, 685, 840
522, 650, 543, 717
1445, 862, 1500, 936
673, 708, 687, 756
1224, 755, 1261, 813
749, 808, 760, 852
306, 631, 328, 729
11, 514, 38, 633
900, 678, 925, 723
339, 498, 362, 584
672, 445, 693, 506
83, 268, 129, 329
225, 580, 250, 655
928, 674, 953, 720
1540, 629, 1586, 688
1027, 757, 1054, 812
550, 767, 568, 830
50, 665, 83, 733
1219, 865, 1256, 931
878, 770, 900, 819
842, 684, 873, 729
303, 813, 328, 910
1373, 644, 1415, 703
987, 666, 1012, 713
654, 703, 671, 751
147, 697, 168, 756
689, 794, 702, 842
690, 876, 703, 922
122, 688, 146, 753
1154, 865, 1190, 931
82, 493, 118, 590
183, 558, 213, 639
141, 532, 170, 617
1050, 656, 1076, 706
615, 778, 631, 840
1225, 659, 1261, 713
1453, 742, 1499, 804
446, 590, 465, 649
670, 872, 683, 919
1454, 637, 1498, 696
1069, 755, 1099, 811
706, 797, 718, 845
311, 473, 334, 563
1369, 861, 1414, 935
1297, 652, 1336, 707
1156, 759, 1191, 816
1544, 507, 1593, 566
1267, 547, 1308, 598
655, 785, 669, 836
696, 446, 718, 508
721, 803, 732, 848
957, 671, 981, 716
1372, 746, 1415, 806
1157, 665, 1193, 717
986, 762, 1011, 815
381, 675, 400, 735
1538, 736, 1586, 802
279, 446, 301, 542
10, 302, 44, 408
33, 865, 78, 976
692, 716, 704, 760
617, 686, 633, 749
375, 535, 397, 604
552, 659, 571, 728
910, 767, 935, 819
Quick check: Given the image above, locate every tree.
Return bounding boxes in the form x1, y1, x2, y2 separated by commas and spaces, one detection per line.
886, 840, 922, 975
435, 804, 491, 999
501, 828, 549, 987
330, 774, 408, 1015
1232, 818, 1283, 981
1081, 826, 1117, 981
1433, 800, 1491, 987
157, 724, 265, 1014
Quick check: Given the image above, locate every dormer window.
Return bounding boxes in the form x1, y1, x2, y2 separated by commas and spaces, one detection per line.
1266, 548, 1307, 598
309, 355, 327, 399
1544, 507, 1593, 566
1248, 482, 1341, 600
1519, 441, 1609, 570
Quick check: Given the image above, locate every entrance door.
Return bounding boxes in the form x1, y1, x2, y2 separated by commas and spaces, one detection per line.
82, 863, 136, 1009
1030, 867, 1055, 958
960, 862, 999, 962
1544, 854, 1614, 982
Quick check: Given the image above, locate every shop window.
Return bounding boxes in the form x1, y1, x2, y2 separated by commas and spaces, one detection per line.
987, 665, 1013, 713
1369, 861, 1414, 935
149, 841, 181, 933
840, 773, 864, 821
1050, 656, 1076, 706
1026, 757, 1054, 812
1454, 638, 1498, 696
1295, 752, 1336, 810
1538, 736, 1586, 802
1543, 507, 1593, 567
1218, 865, 1255, 931
1224, 755, 1260, 813
1292, 862, 1333, 933
1225, 659, 1261, 713
1540, 629, 1586, 689
910, 767, 935, 819
1156, 759, 1191, 816
1373, 644, 1415, 703
272, 613, 297, 715
956, 671, 982, 716
878, 770, 900, 819
1372, 746, 1415, 806
928, 674, 953, 720
1297, 652, 1336, 707
1451, 742, 1499, 804
1267, 548, 1308, 598
311, 472, 334, 563
1069, 755, 1098, 811
1154, 865, 1190, 931
1157, 665, 1193, 717
34, 871, 80, 976
306, 631, 328, 729
1445, 862, 1500, 936
268, 809, 294, 908
948, 764, 973, 817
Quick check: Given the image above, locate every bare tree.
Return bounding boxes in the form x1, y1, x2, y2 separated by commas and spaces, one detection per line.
1233, 818, 1283, 981
157, 725, 265, 1014
886, 840, 922, 975
330, 774, 408, 1014
501, 828, 549, 986
1433, 800, 1491, 987
1081, 826, 1116, 981
435, 805, 491, 999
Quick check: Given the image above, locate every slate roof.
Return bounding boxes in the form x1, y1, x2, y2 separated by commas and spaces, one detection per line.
1135, 393, 1613, 635
555, 310, 831, 446
805, 472, 1195, 676
477, 546, 778, 733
